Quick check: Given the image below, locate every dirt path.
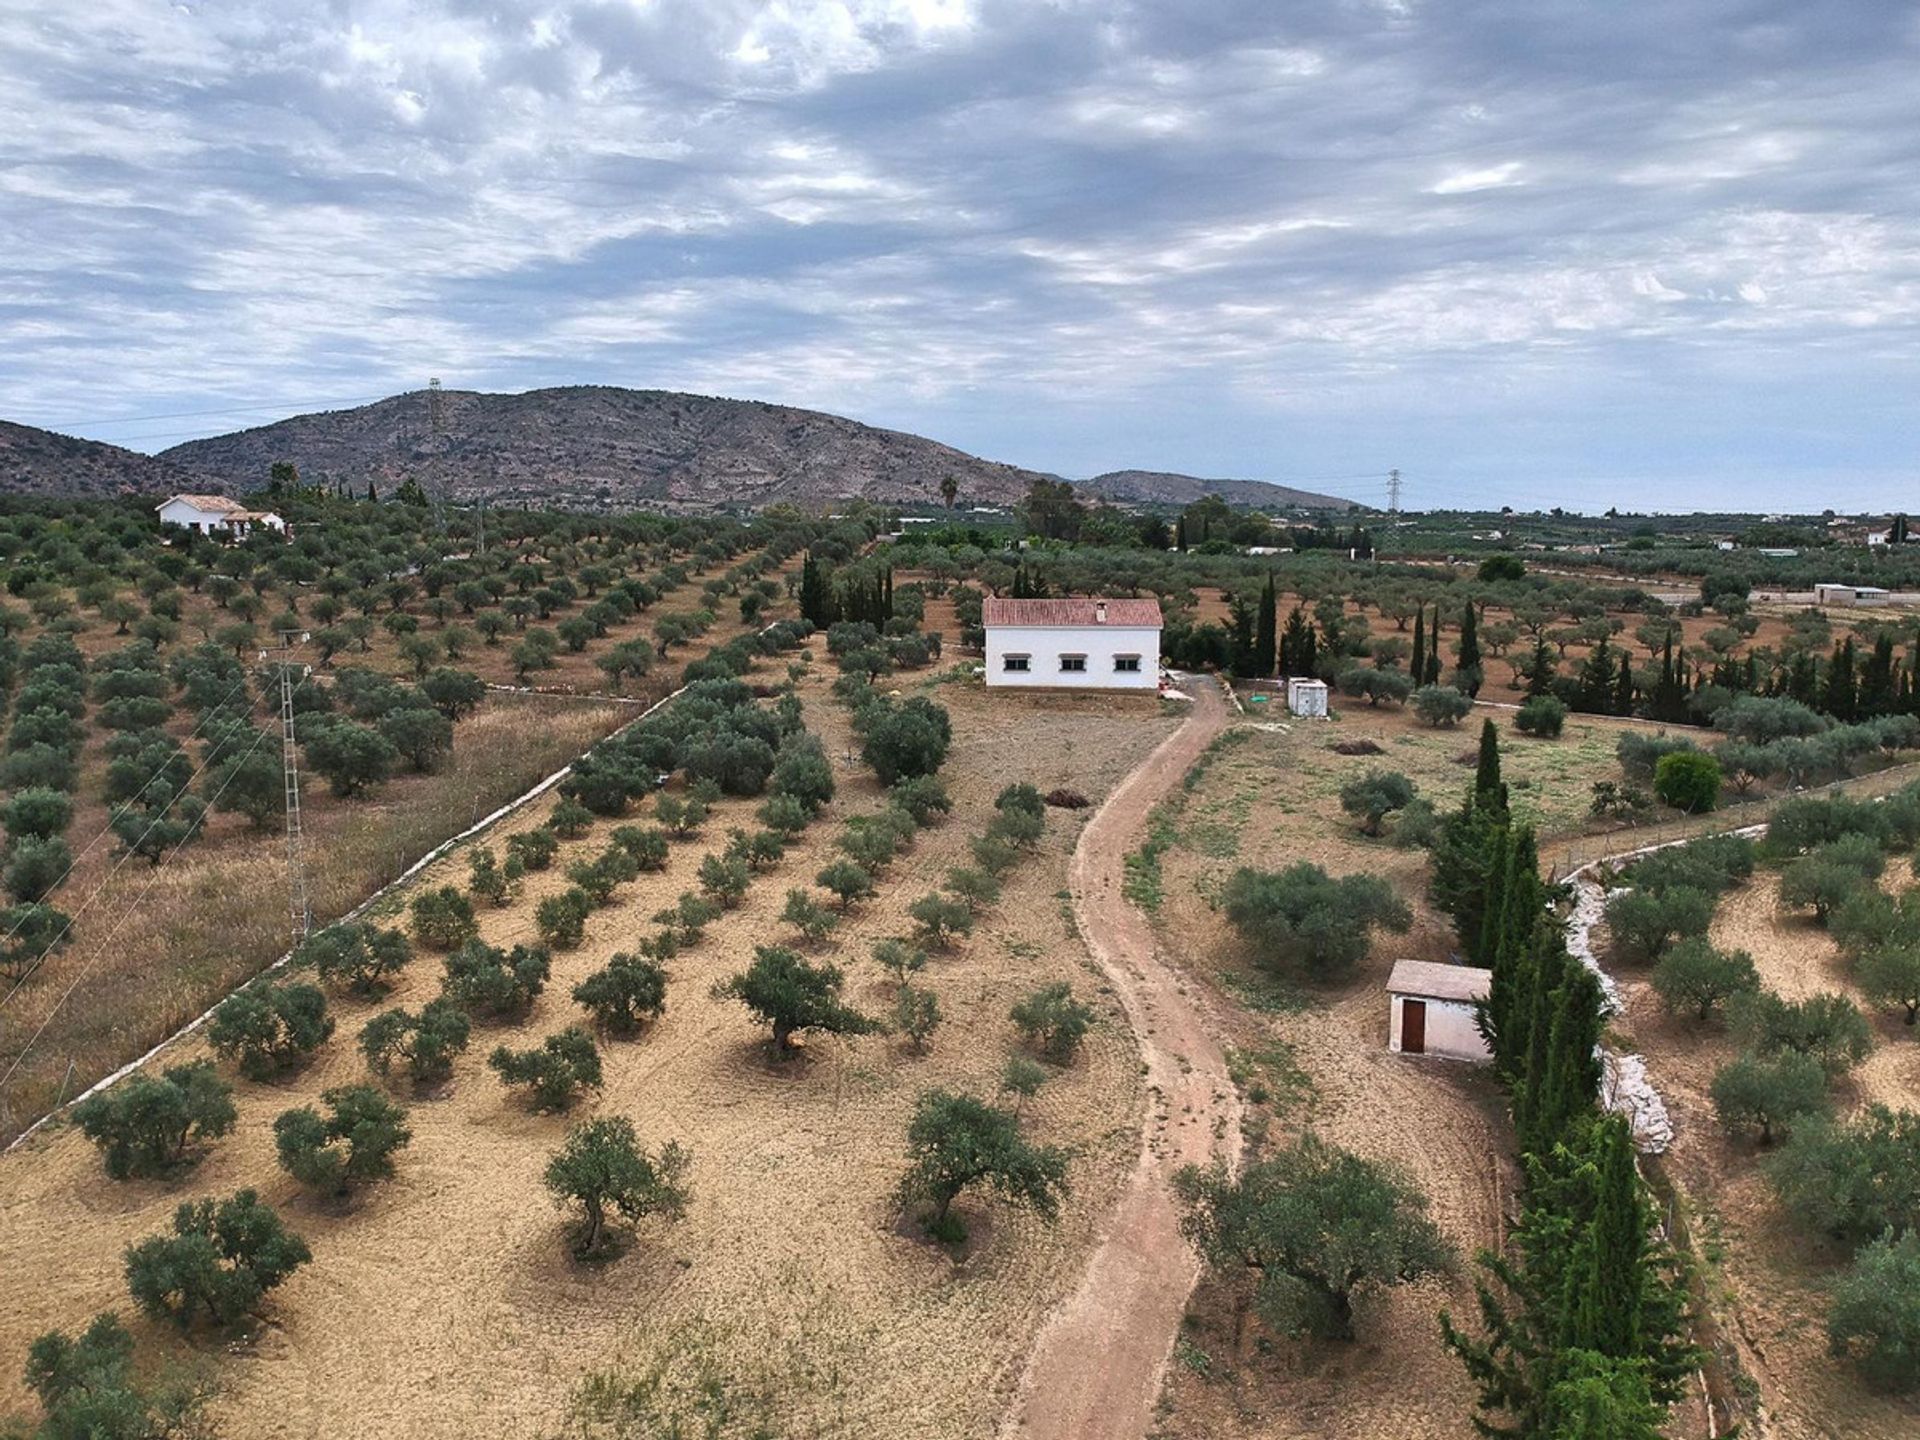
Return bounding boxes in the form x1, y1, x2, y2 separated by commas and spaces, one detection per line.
1000, 680, 1240, 1440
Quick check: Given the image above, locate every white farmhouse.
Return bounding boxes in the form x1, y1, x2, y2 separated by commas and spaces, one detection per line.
1386, 960, 1493, 1063
983, 596, 1162, 690
156, 494, 287, 538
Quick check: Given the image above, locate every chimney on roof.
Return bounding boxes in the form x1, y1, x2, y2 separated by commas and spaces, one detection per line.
1095, 600, 1107, 624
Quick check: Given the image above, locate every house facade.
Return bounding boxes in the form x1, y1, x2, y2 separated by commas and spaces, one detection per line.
982, 596, 1162, 690
1386, 959, 1493, 1062
156, 494, 287, 538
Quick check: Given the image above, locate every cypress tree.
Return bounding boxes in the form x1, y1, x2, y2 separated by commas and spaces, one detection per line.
1825, 638, 1858, 721
1575, 639, 1616, 714
1562, 1117, 1645, 1360
1860, 633, 1895, 717
1457, 602, 1483, 694
1524, 641, 1558, 697
1474, 719, 1509, 815
1428, 608, 1446, 686
1613, 651, 1634, 716
1411, 606, 1426, 686
1254, 575, 1278, 677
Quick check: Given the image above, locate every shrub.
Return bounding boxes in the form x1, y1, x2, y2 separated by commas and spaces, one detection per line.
1779, 857, 1873, 926
1010, 982, 1094, 1062
710, 946, 880, 1052
297, 921, 411, 995
1767, 1105, 1920, 1245
1617, 731, 1697, 778
72, 1061, 235, 1179
534, 888, 592, 949
2, 786, 72, 841
816, 858, 876, 910
360, 999, 472, 1085
1859, 944, 1920, 1027
768, 733, 836, 814
945, 865, 1002, 912
1603, 886, 1714, 964
1513, 695, 1566, 738
889, 774, 952, 826
970, 831, 1022, 877
544, 1117, 691, 1255
3, 835, 70, 903
490, 1027, 603, 1112
549, 796, 595, 838
858, 696, 952, 784
506, 828, 559, 871
409, 886, 477, 951
608, 825, 671, 871
1650, 939, 1759, 1022
303, 719, 396, 797
896, 1089, 1068, 1240
1627, 835, 1755, 896
18, 1312, 208, 1437
1828, 1229, 1920, 1392
909, 893, 974, 948
995, 782, 1046, 819
1411, 685, 1471, 727
895, 984, 942, 1052
573, 953, 669, 1035
781, 888, 838, 944
697, 853, 752, 908
468, 845, 518, 906
1176, 1134, 1451, 1341
1710, 1051, 1830, 1144
1734, 990, 1873, 1078
1338, 771, 1416, 837
758, 792, 812, 837
124, 1190, 310, 1328
655, 891, 722, 942
442, 939, 551, 1016
1653, 751, 1721, 814
654, 793, 709, 837
1222, 863, 1412, 980
874, 938, 927, 986
274, 1085, 412, 1194
207, 981, 334, 1080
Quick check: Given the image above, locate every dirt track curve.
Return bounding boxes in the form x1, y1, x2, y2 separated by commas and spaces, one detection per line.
1001, 679, 1240, 1440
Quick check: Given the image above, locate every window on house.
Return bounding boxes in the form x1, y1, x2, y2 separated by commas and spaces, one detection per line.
1003, 654, 1030, 672
1114, 655, 1141, 673
1059, 654, 1087, 673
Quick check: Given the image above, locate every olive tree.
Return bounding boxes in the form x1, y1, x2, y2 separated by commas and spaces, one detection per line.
1223, 862, 1412, 981
207, 981, 334, 1079
572, 953, 669, 1035
1650, 939, 1759, 1023
490, 1027, 603, 1112
297, 921, 411, 994
543, 1117, 690, 1256
710, 946, 879, 1053
124, 1190, 311, 1328
896, 1089, 1069, 1242
274, 1085, 412, 1194
1709, 1051, 1829, 1145
73, 1061, 236, 1180
1829, 1229, 1920, 1392
1010, 982, 1094, 1062
1177, 1135, 1450, 1341
1338, 771, 1417, 837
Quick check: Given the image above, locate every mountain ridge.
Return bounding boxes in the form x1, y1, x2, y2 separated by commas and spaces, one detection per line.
1080, 468, 1356, 510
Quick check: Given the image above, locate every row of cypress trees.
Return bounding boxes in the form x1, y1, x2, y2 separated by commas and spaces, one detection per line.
797, 553, 893, 630
1434, 723, 1699, 1437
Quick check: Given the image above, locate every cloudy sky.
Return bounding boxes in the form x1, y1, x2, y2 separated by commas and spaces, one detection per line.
3, 2, 1916, 512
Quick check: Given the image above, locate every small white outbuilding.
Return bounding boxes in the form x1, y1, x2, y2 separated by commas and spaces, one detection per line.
1386, 959, 1493, 1063
1285, 677, 1329, 717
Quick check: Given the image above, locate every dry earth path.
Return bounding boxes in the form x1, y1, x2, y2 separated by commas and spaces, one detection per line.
1000, 679, 1240, 1440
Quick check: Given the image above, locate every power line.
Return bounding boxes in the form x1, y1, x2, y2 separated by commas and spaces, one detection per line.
0, 722, 283, 1095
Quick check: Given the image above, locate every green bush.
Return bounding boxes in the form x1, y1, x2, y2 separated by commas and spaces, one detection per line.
72, 1061, 236, 1180
1410, 685, 1471, 727
208, 981, 334, 1080
1223, 862, 1411, 980
535, 888, 593, 948
442, 938, 552, 1016
1513, 695, 1567, 738
1603, 886, 1714, 964
409, 885, 477, 951
1733, 989, 1872, 1078
1829, 1229, 1920, 1392
1653, 751, 1721, 814
490, 1027, 603, 1111
1338, 771, 1416, 837
297, 921, 411, 994
1709, 1051, 1829, 1144
124, 1190, 310, 1328
360, 999, 472, 1085
274, 1085, 412, 1194
1010, 982, 1094, 1062
1651, 939, 1758, 1022
573, 953, 669, 1035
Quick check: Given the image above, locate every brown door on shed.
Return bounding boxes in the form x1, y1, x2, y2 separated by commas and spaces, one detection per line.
1401, 999, 1426, 1055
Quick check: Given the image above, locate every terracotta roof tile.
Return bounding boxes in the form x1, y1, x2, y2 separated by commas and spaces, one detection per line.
981, 596, 1163, 628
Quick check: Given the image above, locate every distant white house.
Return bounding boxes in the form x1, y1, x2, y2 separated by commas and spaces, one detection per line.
983, 596, 1162, 690
156, 494, 287, 539
1386, 960, 1493, 1063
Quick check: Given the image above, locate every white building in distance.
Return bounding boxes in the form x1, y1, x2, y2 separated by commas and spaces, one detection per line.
983, 596, 1162, 690
156, 494, 287, 538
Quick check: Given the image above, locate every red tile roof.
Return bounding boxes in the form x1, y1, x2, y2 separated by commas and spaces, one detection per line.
982, 596, 1163, 628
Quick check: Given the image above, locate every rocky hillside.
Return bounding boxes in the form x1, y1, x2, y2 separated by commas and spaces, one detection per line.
0, 420, 199, 500
1081, 468, 1355, 510
160, 386, 1057, 510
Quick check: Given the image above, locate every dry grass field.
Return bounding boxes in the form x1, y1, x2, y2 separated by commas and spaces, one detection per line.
0, 646, 1179, 1439
1607, 865, 1920, 1440
1138, 700, 1673, 1439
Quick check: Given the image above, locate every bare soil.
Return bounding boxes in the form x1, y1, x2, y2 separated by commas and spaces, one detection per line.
0, 648, 1179, 1439
1000, 679, 1238, 1439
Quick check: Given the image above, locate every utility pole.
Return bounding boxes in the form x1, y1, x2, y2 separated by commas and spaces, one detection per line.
1387, 468, 1402, 515
262, 633, 312, 945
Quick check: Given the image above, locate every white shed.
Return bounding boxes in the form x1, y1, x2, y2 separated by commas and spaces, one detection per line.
1285, 677, 1329, 718
982, 597, 1162, 691
1386, 960, 1492, 1062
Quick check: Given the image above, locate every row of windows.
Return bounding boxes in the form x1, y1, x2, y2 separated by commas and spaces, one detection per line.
1003, 654, 1142, 674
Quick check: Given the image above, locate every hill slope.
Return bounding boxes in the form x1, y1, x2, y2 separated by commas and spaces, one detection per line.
161, 386, 1057, 510
1081, 468, 1355, 510
0, 420, 199, 500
